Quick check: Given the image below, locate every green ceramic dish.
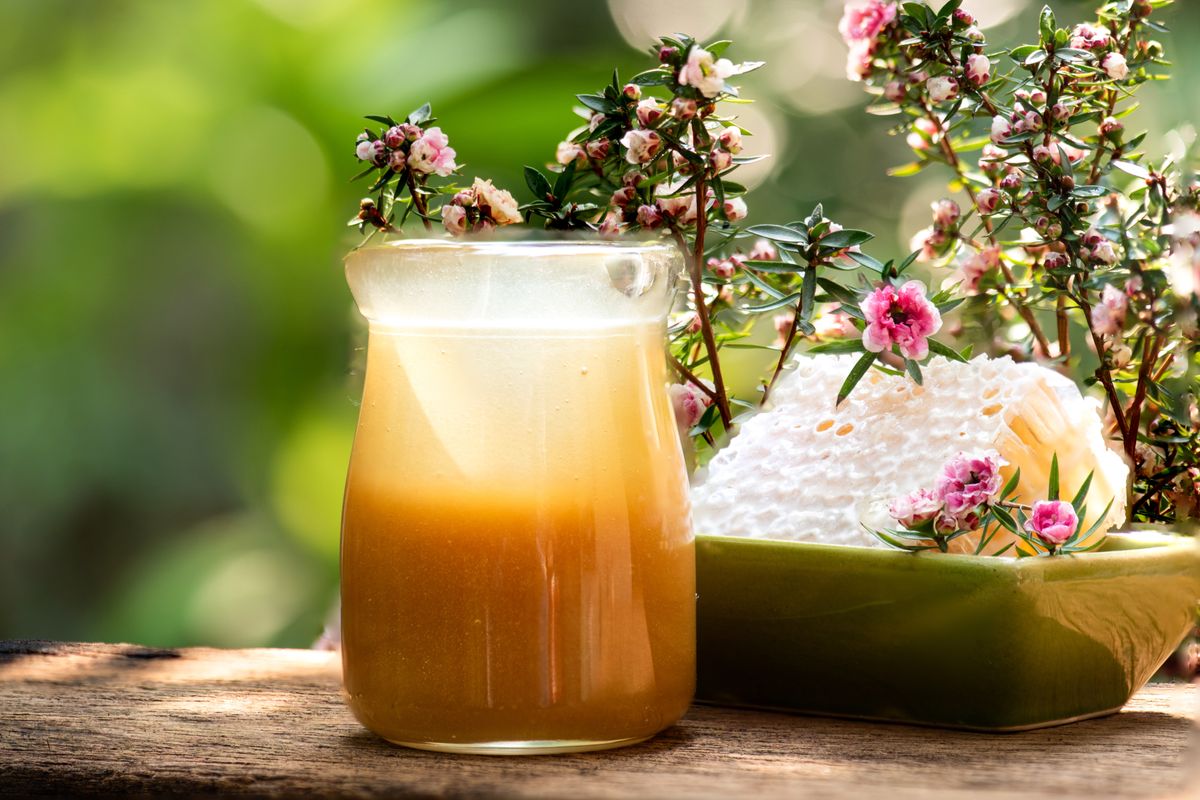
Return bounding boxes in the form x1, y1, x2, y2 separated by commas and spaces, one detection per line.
695, 532, 1200, 731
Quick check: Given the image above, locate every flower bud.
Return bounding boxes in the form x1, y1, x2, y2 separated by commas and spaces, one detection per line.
586, 137, 612, 160
384, 126, 405, 148
658, 45, 678, 63
717, 126, 743, 153
931, 199, 961, 229
953, 9, 975, 26
1043, 252, 1069, 270
723, 197, 748, 221
976, 188, 1001, 215
611, 186, 636, 207
1000, 172, 1022, 191
965, 54, 990, 87
1024, 110, 1043, 132
1061, 176, 1075, 190
670, 97, 698, 120
1099, 116, 1123, 140
884, 81, 906, 102
636, 98, 664, 127
710, 148, 733, 173
1101, 52, 1129, 81
1030, 89, 1047, 106
388, 148, 407, 170
636, 203, 663, 229
1045, 222, 1063, 239
1052, 103, 1071, 122
623, 83, 642, 100
1109, 342, 1133, 369
926, 75, 959, 103
965, 26, 985, 43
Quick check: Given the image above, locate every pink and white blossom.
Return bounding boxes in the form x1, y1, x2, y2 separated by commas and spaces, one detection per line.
748, 239, 777, 261
669, 382, 714, 429
1102, 52, 1129, 80
717, 127, 743, 153
926, 75, 958, 103
620, 129, 660, 164
1025, 500, 1079, 546
677, 47, 735, 98
889, 488, 942, 529
441, 204, 467, 236
952, 245, 1001, 295
1070, 22, 1111, 51
935, 452, 1003, 518
1091, 283, 1129, 334
860, 280, 942, 360
597, 211, 626, 237
636, 203, 663, 229
408, 127, 457, 177
723, 197, 748, 221
965, 53, 990, 86
356, 138, 385, 164
931, 199, 960, 229
990, 115, 1012, 144
710, 148, 733, 173
556, 141, 586, 166
839, 1, 897, 81
907, 117, 941, 151
670, 97, 698, 120
636, 98, 664, 127
976, 187, 1002, 215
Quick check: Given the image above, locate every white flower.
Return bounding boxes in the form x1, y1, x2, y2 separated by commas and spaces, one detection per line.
471, 177, 522, 225
677, 47, 735, 99
555, 141, 585, 166
990, 115, 1012, 144
620, 129, 662, 165
723, 197, 748, 221
965, 54, 990, 86
1102, 52, 1128, 80
926, 75, 958, 103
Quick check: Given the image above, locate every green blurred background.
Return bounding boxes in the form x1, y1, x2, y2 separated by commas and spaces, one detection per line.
1, 0, 1197, 648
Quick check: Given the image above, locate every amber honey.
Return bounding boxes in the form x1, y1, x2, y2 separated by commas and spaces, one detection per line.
340, 241, 693, 753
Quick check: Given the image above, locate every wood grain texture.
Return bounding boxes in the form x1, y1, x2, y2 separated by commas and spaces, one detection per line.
0, 641, 1196, 799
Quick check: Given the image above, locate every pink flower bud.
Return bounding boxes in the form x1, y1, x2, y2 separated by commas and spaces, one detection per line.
622, 83, 642, 100
355, 138, 383, 163
670, 97, 698, 120
926, 75, 959, 103
588, 113, 605, 132
1000, 172, 1022, 191
722, 197, 748, 221
749, 239, 777, 261
555, 141, 586, 166
441, 204, 468, 236
1043, 252, 1069, 270
669, 382, 713, 429
717, 127, 743, 153
1030, 89, 1047, 106
658, 45, 678, 63
707, 257, 736, 279
387, 148, 407, 171
636, 98, 664, 127
586, 138, 611, 160
931, 199, 960, 229
990, 115, 1012, 144
889, 488, 942, 529
611, 186, 636, 207
1032, 144, 1054, 164
1101, 52, 1129, 80
953, 9, 975, 26
710, 148, 732, 173
1052, 103, 1071, 122
1024, 110, 1043, 132
1045, 222, 1063, 239
976, 187, 1001, 214
884, 81, 906, 102
965, 54, 990, 86
636, 203, 663, 229
1026, 500, 1078, 546
979, 144, 1006, 176
619, 129, 659, 164
1099, 116, 1123, 139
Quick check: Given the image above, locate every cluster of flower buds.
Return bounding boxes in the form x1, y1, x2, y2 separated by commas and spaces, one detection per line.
355, 124, 457, 178
440, 177, 522, 236
888, 452, 1004, 534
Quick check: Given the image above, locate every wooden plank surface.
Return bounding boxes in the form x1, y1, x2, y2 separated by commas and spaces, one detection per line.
0, 641, 1196, 799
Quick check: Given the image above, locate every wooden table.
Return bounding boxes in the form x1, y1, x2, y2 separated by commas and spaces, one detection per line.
1, 642, 1196, 798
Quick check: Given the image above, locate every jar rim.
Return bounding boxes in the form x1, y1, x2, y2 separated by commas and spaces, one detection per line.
345, 236, 681, 262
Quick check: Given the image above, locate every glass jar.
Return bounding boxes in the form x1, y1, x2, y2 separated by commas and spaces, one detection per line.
340, 238, 694, 754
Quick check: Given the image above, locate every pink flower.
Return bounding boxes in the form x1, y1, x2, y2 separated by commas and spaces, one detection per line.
669, 382, 713, 429
976, 187, 1001, 215
356, 138, 386, 165
636, 98, 664, 127
717, 127, 743, 153
710, 148, 733, 173
884, 81, 906, 102
1082, 229, 1119, 265
979, 143, 1007, 176
1099, 116, 1123, 139
906, 117, 941, 151
1025, 500, 1079, 546
383, 126, 407, 148
931, 199, 960, 229
441, 204, 467, 236
965, 53, 990, 86
677, 46, 735, 98
813, 309, 857, 339
926, 75, 959, 103
723, 197, 748, 221
408, 127, 457, 177
670, 98, 698, 120
656, 182, 704, 224
935, 452, 1003, 518
910, 225, 946, 261
748, 239, 777, 261
610, 186, 636, 207
556, 141, 586, 166
585, 138, 611, 160
1043, 252, 1069, 270
636, 203, 663, 229
1101, 52, 1128, 80
621, 129, 661, 164
860, 280, 942, 360
1092, 283, 1128, 334
889, 488, 942, 529
990, 115, 1012, 144
954, 245, 1001, 295
387, 148, 407, 171
471, 177, 522, 225
839, 1, 897, 81
598, 211, 626, 237
1032, 143, 1054, 164
1070, 23, 1111, 51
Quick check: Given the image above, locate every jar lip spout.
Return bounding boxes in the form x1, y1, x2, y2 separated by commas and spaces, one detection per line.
346, 235, 680, 261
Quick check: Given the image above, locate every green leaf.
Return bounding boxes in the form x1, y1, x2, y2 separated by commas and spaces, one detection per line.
837, 351, 876, 406
809, 339, 866, 355
407, 103, 433, 125
364, 114, 398, 127
820, 229, 874, 249
745, 224, 809, 245
1001, 467, 1022, 500
990, 504, 1018, 533
1048, 453, 1060, 501
1038, 5, 1055, 43
576, 93, 615, 114
553, 161, 576, 203
847, 251, 885, 272
524, 166, 553, 202
706, 39, 733, 56
905, 359, 923, 385
926, 339, 968, 363
1070, 471, 1094, 516
800, 267, 817, 321
746, 292, 802, 313
740, 259, 803, 275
